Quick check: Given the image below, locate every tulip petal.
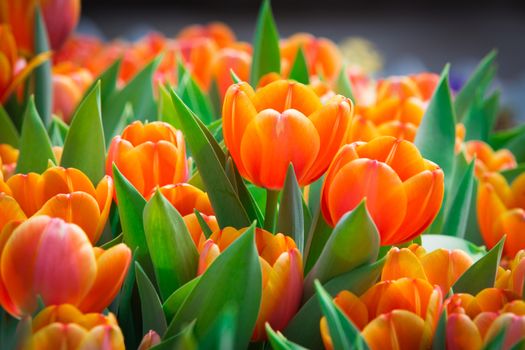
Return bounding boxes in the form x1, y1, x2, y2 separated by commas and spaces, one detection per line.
6, 173, 42, 216
333, 290, 368, 330
0, 193, 26, 231
446, 313, 483, 350
420, 249, 472, 294
381, 247, 427, 282
252, 80, 322, 115
477, 180, 510, 249
78, 324, 125, 350
31, 323, 88, 350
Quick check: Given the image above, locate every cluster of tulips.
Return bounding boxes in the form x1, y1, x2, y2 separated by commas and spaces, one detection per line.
1, 0, 525, 349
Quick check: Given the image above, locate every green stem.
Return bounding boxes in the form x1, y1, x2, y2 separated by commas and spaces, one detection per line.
264, 189, 279, 232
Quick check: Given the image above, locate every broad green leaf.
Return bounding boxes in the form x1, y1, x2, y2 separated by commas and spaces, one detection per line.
285, 260, 383, 348
505, 130, 525, 163
489, 124, 525, 151
113, 165, 154, 280
198, 304, 237, 349
463, 91, 500, 142
163, 276, 201, 323
250, 0, 280, 85
115, 251, 139, 349
0, 106, 19, 147
421, 234, 486, 261
414, 65, 456, 186
87, 58, 121, 105
304, 201, 379, 299
442, 160, 475, 238
453, 236, 505, 294
315, 281, 370, 350
304, 210, 333, 274
455, 50, 497, 121
165, 224, 261, 350
169, 89, 251, 228
230, 160, 265, 226
48, 116, 69, 146
277, 164, 304, 253
33, 7, 52, 126
335, 64, 355, 101
158, 84, 181, 129
102, 56, 161, 143
143, 191, 198, 300
135, 262, 167, 336
0, 309, 25, 350
432, 309, 448, 350
502, 164, 525, 183
177, 62, 215, 124
16, 97, 56, 174
61, 82, 106, 184
266, 323, 308, 350
289, 47, 309, 84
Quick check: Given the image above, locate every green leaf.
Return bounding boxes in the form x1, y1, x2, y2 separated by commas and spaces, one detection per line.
505, 130, 525, 163
335, 64, 355, 101
33, 6, 52, 126
304, 201, 379, 299
285, 260, 383, 348
304, 210, 333, 274
61, 82, 106, 184
510, 339, 525, 350
100, 232, 123, 250
315, 281, 370, 350
0, 105, 19, 147
198, 304, 238, 349
288, 47, 309, 84
136, 262, 168, 336
115, 251, 140, 349
158, 84, 181, 130
266, 323, 308, 350
250, 0, 280, 85
432, 309, 448, 350
152, 321, 197, 350
421, 234, 486, 261
177, 62, 215, 124
483, 324, 508, 350
87, 58, 121, 106
102, 56, 161, 143
165, 224, 261, 350
502, 164, 525, 183
169, 89, 250, 229
414, 65, 456, 187
48, 116, 69, 146
113, 165, 154, 280
453, 236, 505, 294
489, 124, 525, 151
463, 90, 500, 142
277, 164, 305, 253
16, 97, 56, 174
143, 191, 199, 301
194, 210, 213, 238
442, 160, 475, 238
455, 50, 497, 121
163, 276, 201, 323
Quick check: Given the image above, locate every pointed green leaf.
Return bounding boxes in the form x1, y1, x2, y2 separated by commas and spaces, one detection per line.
100, 232, 123, 250
414, 65, 456, 185
266, 323, 308, 350
48, 116, 69, 146
505, 130, 525, 163
165, 224, 261, 350
453, 236, 505, 294
143, 191, 199, 301
335, 64, 355, 101
163, 276, 201, 323
87, 58, 121, 105
61, 82, 106, 184
304, 201, 379, 299
177, 62, 215, 124
250, 0, 280, 85
304, 210, 333, 274
442, 160, 475, 238
483, 323, 508, 350
489, 124, 525, 151
135, 262, 168, 336
169, 89, 250, 228
16, 97, 56, 174
421, 234, 486, 261
277, 164, 305, 253
455, 50, 497, 121
198, 305, 237, 349
158, 84, 181, 130
152, 321, 197, 350
0, 106, 19, 147
463, 90, 500, 142
33, 6, 52, 126
315, 281, 370, 350
289, 47, 309, 84
194, 210, 213, 238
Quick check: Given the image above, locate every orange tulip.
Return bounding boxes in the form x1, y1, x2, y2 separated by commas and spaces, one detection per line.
54, 35, 104, 68
222, 79, 353, 189
147, 183, 218, 245
0, 0, 80, 53
381, 245, 472, 294
198, 227, 303, 340
280, 33, 342, 82
321, 136, 444, 245
0, 166, 112, 244
0, 144, 18, 180
212, 46, 252, 99
106, 121, 189, 198
465, 140, 517, 177
496, 250, 525, 297
0, 216, 131, 317
0, 25, 50, 102
178, 22, 236, 49
477, 172, 525, 257
138, 330, 161, 350
445, 288, 520, 320
23, 304, 124, 350
172, 37, 218, 91
409, 72, 440, 101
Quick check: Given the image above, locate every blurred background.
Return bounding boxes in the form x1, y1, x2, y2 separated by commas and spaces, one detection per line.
80, 0, 525, 122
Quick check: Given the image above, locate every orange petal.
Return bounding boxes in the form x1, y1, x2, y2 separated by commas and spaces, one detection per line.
420, 249, 472, 294
78, 324, 125, 350
494, 209, 525, 258
154, 183, 213, 217
381, 247, 427, 282
510, 173, 525, 211
197, 240, 220, 275
347, 114, 379, 143
446, 313, 483, 350
485, 313, 525, 350
376, 120, 418, 142
0, 193, 26, 232
6, 173, 42, 216
252, 80, 322, 115
333, 290, 368, 330
30, 322, 88, 350
40, 167, 98, 204
477, 180, 508, 249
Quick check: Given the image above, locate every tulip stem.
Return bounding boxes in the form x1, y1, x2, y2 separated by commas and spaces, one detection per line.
264, 189, 280, 233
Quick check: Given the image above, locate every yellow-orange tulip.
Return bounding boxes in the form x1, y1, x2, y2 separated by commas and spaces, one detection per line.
0, 144, 18, 180
280, 33, 342, 82
321, 136, 444, 245
465, 140, 517, 177
0, 166, 112, 244
222, 79, 353, 189
148, 183, 219, 245
496, 250, 525, 297
106, 121, 189, 198
198, 227, 303, 340
23, 304, 124, 350
445, 288, 520, 320
0, 216, 131, 317
0, 0, 80, 53
177, 22, 236, 49
477, 172, 525, 257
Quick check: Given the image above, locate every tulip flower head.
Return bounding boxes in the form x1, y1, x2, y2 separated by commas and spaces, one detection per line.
177, 22, 236, 49
465, 140, 517, 177
198, 227, 303, 340
0, 216, 131, 317
222, 79, 353, 189
321, 136, 444, 245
